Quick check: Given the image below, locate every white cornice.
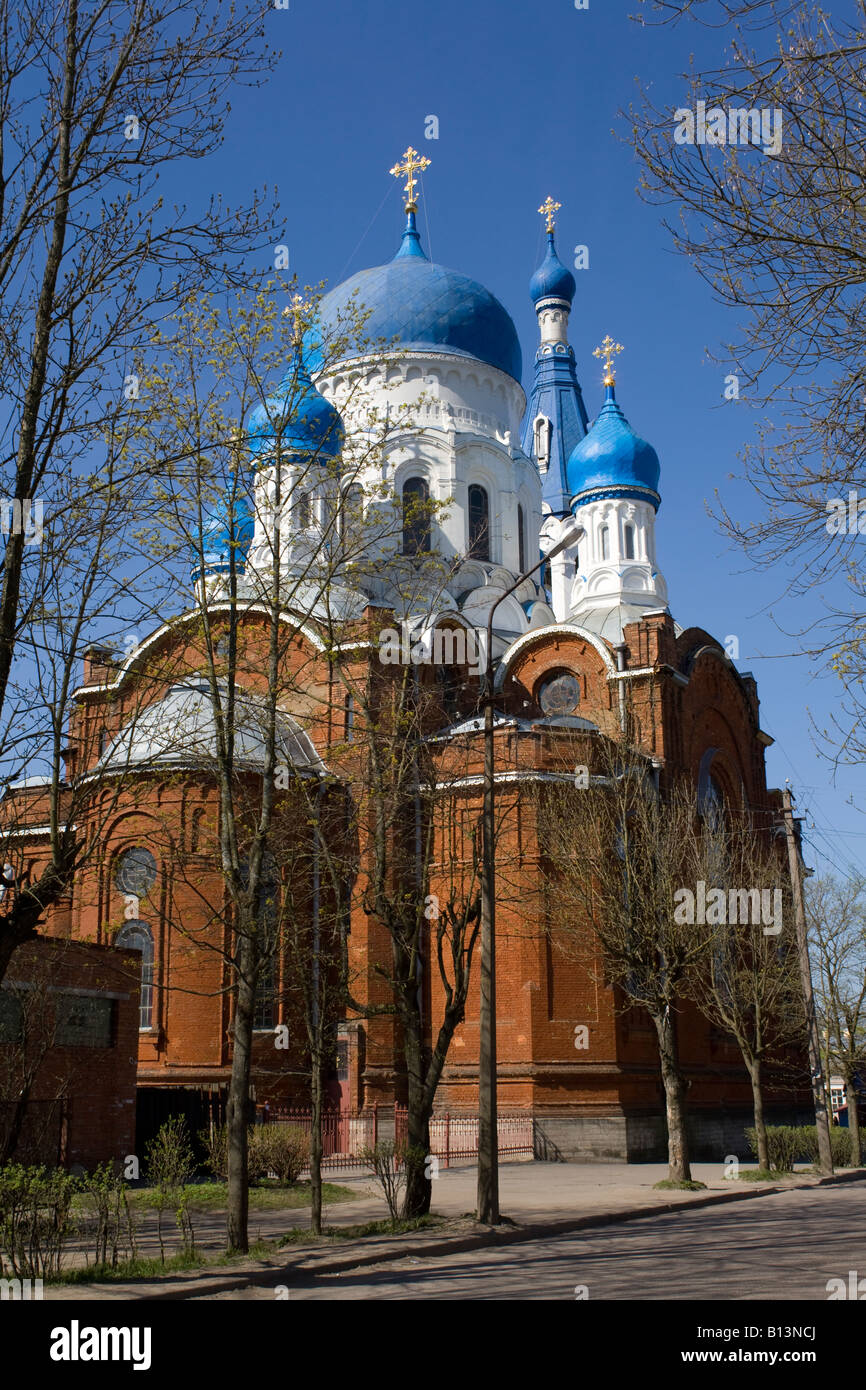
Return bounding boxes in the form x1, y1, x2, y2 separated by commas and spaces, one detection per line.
496, 623, 618, 686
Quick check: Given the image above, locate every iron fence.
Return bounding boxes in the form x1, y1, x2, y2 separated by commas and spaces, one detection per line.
261, 1103, 535, 1171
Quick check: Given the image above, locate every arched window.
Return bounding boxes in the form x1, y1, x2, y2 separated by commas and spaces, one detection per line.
115, 921, 154, 1031
340, 483, 363, 543
115, 847, 157, 899
402, 477, 430, 556
293, 490, 311, 529
600, 526, 610, 561
623, 524, 635, 560
533, 416, 551, 467
467, 484, 490, 561
517, 504, 526, 574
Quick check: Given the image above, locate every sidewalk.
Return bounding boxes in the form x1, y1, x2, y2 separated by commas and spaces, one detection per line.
45, 1161, 866, 1300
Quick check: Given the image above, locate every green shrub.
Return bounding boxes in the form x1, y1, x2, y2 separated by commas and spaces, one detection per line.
830, 1126, 853, 1167
76, 1163, 138, 1269
745, 1125, 801, 1172
0, 1164, 76, 1279
199, 1125, 228, 1181
253, 1125, 310, 1185
746, 1123, 853, 1172
145, 1117, 197, 1263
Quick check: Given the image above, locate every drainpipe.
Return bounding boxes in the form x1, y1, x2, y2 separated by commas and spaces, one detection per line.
614, 643, 627, 733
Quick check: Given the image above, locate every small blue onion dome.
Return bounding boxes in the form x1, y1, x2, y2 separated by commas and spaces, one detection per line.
566, 383, 661, 507
530, 229, 576, 307
246, 348, 343, 463
304, 209, 522, 383
191, 487, 255, 581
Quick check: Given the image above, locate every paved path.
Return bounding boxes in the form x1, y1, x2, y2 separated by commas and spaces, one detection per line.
196, 1182, 865, 1301
46, 1160, 856, 1297
64, 1160, 802, 1266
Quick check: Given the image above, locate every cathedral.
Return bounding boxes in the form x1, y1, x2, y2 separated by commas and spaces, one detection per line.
10, 150, 798, 1162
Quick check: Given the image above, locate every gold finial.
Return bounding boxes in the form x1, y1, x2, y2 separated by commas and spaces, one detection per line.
538, 195, 561, 233
389, 146, 431, 211
593, 334, 625, 386
282, 293, 308, 347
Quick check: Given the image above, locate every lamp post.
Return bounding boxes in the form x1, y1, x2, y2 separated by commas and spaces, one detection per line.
476, 523, 579, 1224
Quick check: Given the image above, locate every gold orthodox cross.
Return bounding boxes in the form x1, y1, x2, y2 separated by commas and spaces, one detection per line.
593, 334, 625, 386
538, 196, 561, 233
283, 293, 308, 346
389, 146, 431, 210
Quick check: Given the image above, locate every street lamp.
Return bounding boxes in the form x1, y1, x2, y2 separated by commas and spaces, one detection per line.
476, 522, 580, 1224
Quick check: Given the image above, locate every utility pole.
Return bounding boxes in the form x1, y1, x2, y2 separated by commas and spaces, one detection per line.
781, 786, 834, 1174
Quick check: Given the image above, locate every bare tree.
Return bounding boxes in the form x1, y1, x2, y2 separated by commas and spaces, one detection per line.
539, 735, 713, 1183
682, 814, 805, 1170
629, 0, 866, 761
0, 0, 279, 984
808, 872, 866, 1165
125, 286, 424, 1251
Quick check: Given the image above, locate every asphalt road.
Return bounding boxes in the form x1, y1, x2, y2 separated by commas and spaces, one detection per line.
197, 1182, 866, 1300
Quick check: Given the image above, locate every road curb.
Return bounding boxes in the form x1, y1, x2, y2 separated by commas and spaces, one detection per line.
49, 1167, 866, 1301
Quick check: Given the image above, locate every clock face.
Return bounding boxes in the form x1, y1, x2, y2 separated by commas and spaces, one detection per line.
538, 671, 581, 717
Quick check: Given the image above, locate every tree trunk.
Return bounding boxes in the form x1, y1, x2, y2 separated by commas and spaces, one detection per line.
309, 1052, 324, 1236
847, 1088, 861, 1168
653, 1009, 692, 1182
0, 1089, 30, 1165
748, 1057, 769, 1171
402, 1004, 432, 1219
226, 940, 255, 1253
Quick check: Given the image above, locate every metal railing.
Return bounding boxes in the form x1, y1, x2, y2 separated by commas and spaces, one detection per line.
261, 1103, 534, 1170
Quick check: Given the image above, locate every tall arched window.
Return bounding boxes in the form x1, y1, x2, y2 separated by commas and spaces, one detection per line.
402, 477, 430, 556
623, 524, 635, 560
115, 921, 154, 1031
293, 490, 311, 529
600, 526, 610, 561
340, 483, 363, 543
517, 504, 526, 574
467, 484, 490, 561
533, 416, 551, 467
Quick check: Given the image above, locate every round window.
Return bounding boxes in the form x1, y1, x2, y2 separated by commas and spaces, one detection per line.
537, 670, 581, 717
115, 847, 157, 897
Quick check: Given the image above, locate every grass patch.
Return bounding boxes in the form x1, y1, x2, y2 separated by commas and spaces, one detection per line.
734, 1168, 787, 1182
125, 1179, 357, 1212
653, 1179, 708, 1191
277, 1214, 442, 1247
50, 1250, 205, 1285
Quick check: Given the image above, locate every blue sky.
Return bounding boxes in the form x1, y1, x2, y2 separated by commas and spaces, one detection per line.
176, 0, 864, 879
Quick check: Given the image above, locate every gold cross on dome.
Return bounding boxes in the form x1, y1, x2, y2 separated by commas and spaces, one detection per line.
593, 334, 625, 386
282, 293, 308, 346
538, 196, 561, 232
389, 146, 431, 210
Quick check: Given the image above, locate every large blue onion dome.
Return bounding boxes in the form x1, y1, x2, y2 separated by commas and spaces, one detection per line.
567, 383, 661, 508
191, 486, 255, 581
530, 229, 576, 307
246, 348, 343, 463
305, 210, 522, 383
